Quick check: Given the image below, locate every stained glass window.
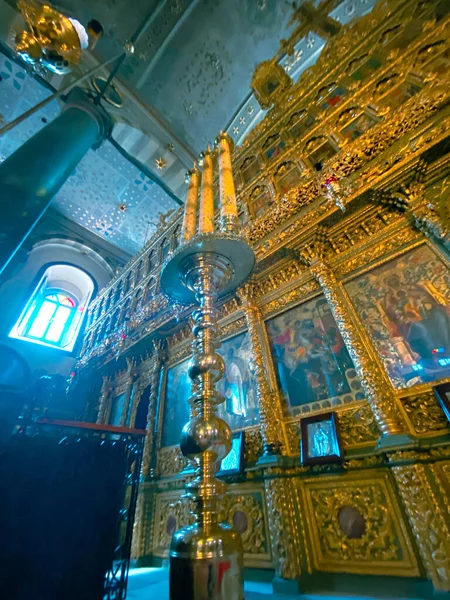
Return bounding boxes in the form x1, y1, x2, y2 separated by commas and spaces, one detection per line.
9, 265, 94, 352
19, 293, 76, 345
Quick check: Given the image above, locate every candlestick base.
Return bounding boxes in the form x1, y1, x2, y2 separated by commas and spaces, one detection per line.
170, 523, 244, 600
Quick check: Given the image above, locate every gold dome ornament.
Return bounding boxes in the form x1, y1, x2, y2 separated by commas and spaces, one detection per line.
14, 0, 103, 75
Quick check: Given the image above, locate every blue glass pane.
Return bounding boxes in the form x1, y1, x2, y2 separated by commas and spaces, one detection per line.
28, 301, 56, 338
17, 300, 38, 336
45, 305, 71, 342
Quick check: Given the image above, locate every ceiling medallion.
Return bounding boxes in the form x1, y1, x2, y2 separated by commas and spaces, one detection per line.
156, 157, 168, 170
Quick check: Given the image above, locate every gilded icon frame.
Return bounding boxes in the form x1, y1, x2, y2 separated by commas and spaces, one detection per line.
300, 411, 344, 466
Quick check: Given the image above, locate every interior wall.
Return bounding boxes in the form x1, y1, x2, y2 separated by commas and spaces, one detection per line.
0, 237, 113, 379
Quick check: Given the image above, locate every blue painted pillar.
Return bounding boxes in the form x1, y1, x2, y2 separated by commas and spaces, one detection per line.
0, 88, 113, 275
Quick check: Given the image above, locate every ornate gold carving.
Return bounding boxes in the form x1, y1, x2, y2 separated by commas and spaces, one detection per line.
142, 340, 166, 477
218, 492, 268, 556
401, 389, 450, 436
334, 225, 422, 278
249, 258, 307, 299
243, 428, 264, 466
132, 484, 154, 559
260, 280, 320, 317
393, 464, 450, 590
251, 59, 293, 110
285, 403, 379, 455
309, 258, 406, 437
303, 471, 420, 575
219, 316, 246, 339
243, 81, 449, 245
406, 181, 450, 248
264, 478, 302, 579
96, 375, 112, 423
158, 446, 188, 477
153, 491, 193, 555
338, 404, 380, 447
238, 288, 288, 454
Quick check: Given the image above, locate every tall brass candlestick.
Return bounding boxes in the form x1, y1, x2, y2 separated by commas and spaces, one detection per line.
216, 131, 238, 233
198, 148, 215, 234
181, 166, 200, 243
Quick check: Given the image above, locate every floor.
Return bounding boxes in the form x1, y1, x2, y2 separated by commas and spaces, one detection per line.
125, 568, 426, 599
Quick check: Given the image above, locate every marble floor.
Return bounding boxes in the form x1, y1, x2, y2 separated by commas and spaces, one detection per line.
125, 568, 427, 600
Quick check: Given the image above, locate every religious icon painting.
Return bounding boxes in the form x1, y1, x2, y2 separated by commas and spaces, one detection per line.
160, 331, 259, 447
300, 412, 343, 466
433, 382, 450, 423
218, 431, 245, 476
109, 392, 126, 427
161, 358, 191, 447
216, 331, 260, 431
345, 244, 450, 388
265, 296, 364, 416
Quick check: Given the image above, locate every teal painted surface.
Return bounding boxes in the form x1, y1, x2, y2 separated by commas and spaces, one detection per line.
0, 54, 180, 255
0, 105, 100, 274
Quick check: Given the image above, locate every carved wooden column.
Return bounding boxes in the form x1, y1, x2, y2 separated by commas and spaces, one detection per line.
265, 478, 303, 580
237, 287, 288, 455
392, 463, 450, 591
132, 481, 154, 560
405, 183, 450, 252
96, 375, 112, 424
141, 339, 166, 478
307, 257, 407, 437
132, 340, 166, 560
120, 358, 137, 426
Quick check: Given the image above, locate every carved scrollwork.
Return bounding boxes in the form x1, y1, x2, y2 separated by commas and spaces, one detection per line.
243, 428, 264, 465
338, 404, 380, 447
218, 493, 268, 555
264, 478, 302, 578
238, 288, 287, 453
158, 446, 188, 477
305, 477, 418, 571
401, 390, 450, 435
393, 464, 450, 590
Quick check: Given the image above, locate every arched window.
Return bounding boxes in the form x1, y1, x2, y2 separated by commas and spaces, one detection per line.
9, 265, 94, 352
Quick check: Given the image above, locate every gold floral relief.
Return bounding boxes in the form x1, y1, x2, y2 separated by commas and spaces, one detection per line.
393, 464, 450, 590
301, 471, 420, 576
158, 446, 188, 477
152, 491, 193, 556
285, 403, 379, 455
218, 489, 271, 561
400, 388, 450, 435
243, 428, 264, 465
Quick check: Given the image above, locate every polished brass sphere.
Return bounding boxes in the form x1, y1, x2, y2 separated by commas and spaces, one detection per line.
188, 352, 225, 382
180, 415, 232, 462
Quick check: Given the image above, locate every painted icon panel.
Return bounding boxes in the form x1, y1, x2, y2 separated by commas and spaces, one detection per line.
266, 296, 363, 416
345, 245, 450, 388
161, 331, 259, 447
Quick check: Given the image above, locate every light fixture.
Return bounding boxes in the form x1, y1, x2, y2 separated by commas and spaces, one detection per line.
13, 0, 103, 75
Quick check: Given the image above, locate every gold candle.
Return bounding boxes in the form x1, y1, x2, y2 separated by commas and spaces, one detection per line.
181, 165, 200, 243
198, 148, 215, 234
216, 131, 238, 233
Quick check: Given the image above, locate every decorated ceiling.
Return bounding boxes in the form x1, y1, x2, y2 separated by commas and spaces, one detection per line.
0, 0, 377, 255
0, 53, 179, 255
